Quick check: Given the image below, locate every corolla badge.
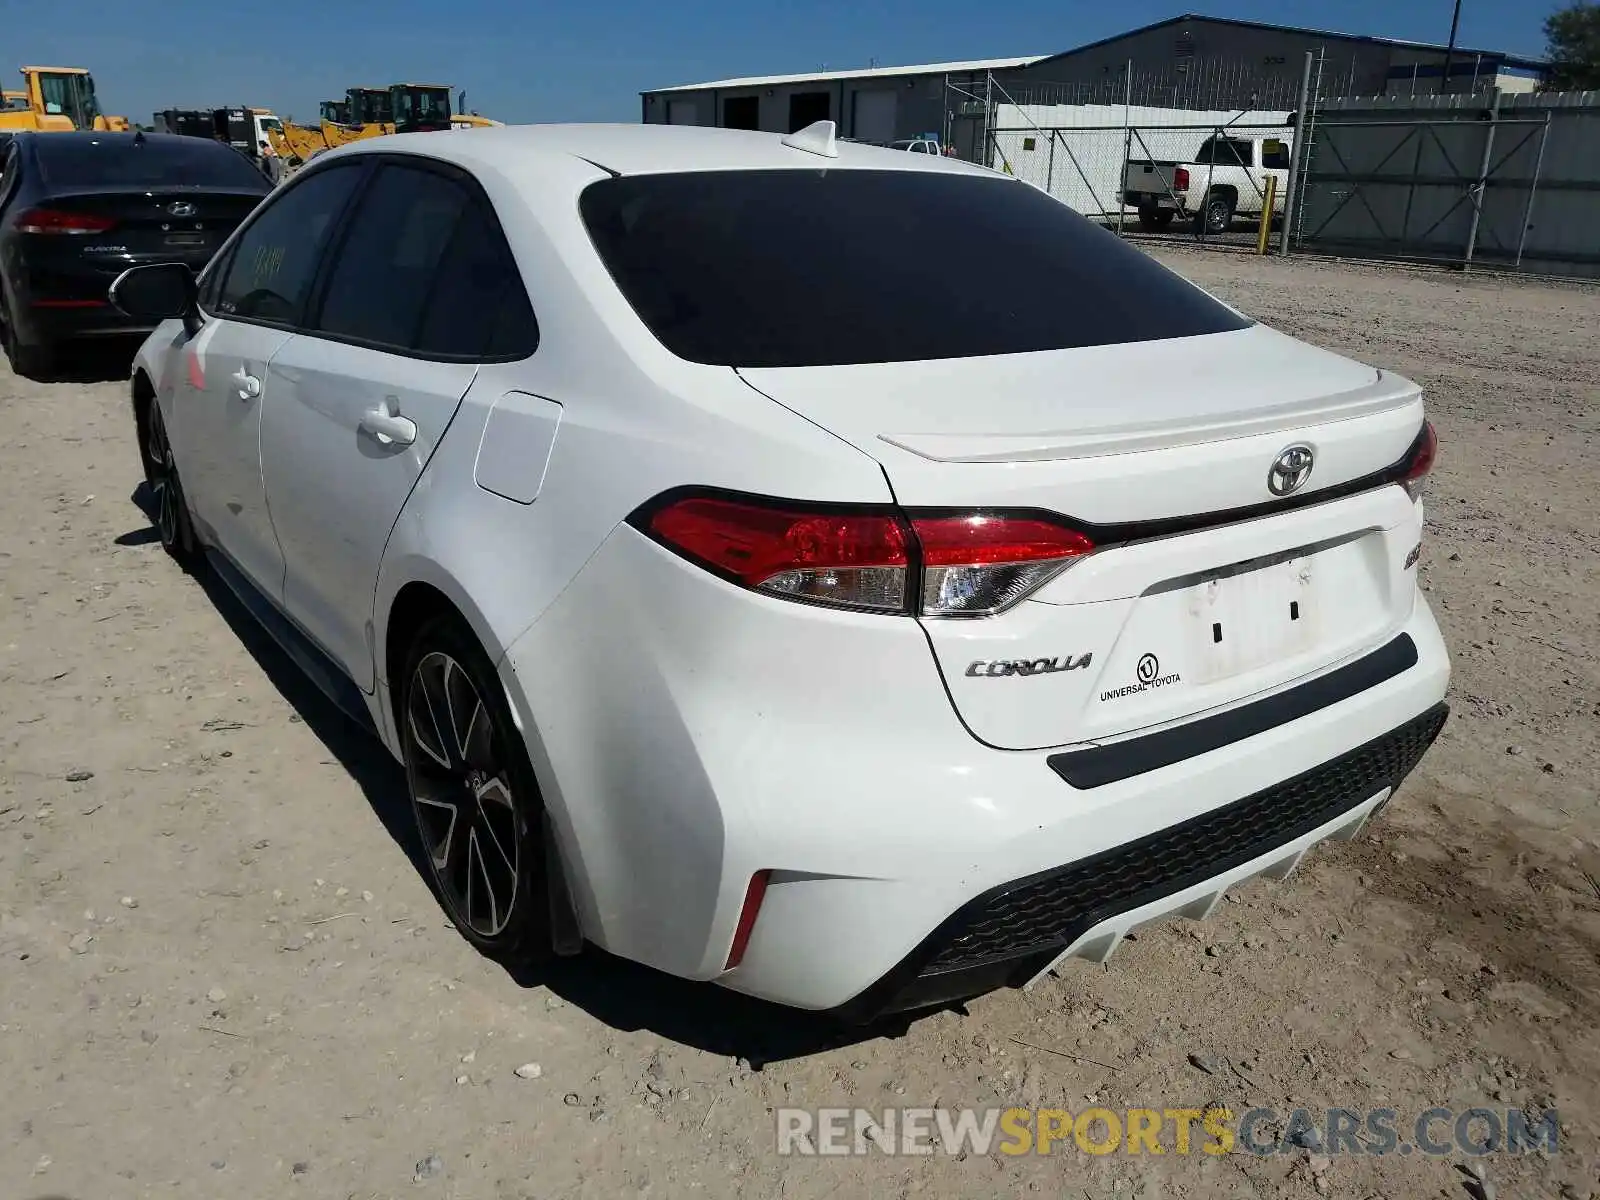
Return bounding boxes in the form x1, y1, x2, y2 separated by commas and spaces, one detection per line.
965, 653, 1093, 678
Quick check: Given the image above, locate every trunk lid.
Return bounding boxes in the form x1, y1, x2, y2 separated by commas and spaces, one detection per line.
739, 324, 1429, 752
34, 188, 264, 266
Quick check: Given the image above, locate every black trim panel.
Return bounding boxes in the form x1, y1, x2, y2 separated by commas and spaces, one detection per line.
205, 549, 376, 734
1049, 633, 1418, 789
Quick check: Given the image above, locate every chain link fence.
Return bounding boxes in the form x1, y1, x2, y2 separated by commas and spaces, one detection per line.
957, 53, 1600, 277
949, 53, 1318, 252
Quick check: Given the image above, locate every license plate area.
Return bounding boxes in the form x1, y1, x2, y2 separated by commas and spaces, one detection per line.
163, 232, 207, 247
1080, 531, 1395, 737
1182, 550, 1320, 686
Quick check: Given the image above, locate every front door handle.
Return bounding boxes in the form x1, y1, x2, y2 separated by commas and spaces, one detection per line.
231, 365, 261, 400
360, 401, 417, 447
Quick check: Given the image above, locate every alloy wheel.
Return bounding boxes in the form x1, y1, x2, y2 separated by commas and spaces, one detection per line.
405, 651, 521, 938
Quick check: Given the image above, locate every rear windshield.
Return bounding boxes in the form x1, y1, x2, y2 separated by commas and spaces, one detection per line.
579, 169, 1250, 368
36, 135, 269, 191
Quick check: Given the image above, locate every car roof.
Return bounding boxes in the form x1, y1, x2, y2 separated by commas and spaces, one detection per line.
15, 130, 219, 148
325, 122, 997, 181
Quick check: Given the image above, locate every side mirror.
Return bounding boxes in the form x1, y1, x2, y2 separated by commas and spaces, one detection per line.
108, 263, 197, 323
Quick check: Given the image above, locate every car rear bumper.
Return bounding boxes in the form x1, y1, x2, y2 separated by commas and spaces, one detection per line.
15, 302, 158, 341
499, 526, 1451, 1015
828, 701, 1444, 1020
9, 252, 208, 344
1123, 191, 1181, 210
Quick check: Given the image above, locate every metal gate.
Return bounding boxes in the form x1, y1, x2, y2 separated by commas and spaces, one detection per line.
1293, 100, 1553, 269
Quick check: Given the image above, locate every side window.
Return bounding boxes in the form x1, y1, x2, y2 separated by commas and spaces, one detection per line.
197, 242, 236, 312
313, 163, 467, 350
1261, 139, 1291, 171
214, 164, 363, 324
413, 199, 539, 359
1196, 138, 1251, 168
0, 143, 18, 208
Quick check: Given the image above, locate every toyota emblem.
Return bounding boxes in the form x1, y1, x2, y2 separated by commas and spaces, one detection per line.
166, 201, 197, 218
1267, 444, 1315, 496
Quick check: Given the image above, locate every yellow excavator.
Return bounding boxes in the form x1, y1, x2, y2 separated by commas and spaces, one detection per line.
0, 66, 130, 132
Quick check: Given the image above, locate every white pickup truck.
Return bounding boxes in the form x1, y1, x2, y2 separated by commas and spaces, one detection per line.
1121, 132, 1292, 234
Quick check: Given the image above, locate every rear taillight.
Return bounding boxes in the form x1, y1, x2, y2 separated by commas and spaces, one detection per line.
646, 496, 910, 612
1400, 420, 1437, 501
1174, 166, 1190, 191
913, 514, 1095, 617
638, 494, 1094, 618
15, 208, 117, 235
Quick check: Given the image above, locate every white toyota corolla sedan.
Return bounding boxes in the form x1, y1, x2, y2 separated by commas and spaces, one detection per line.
113, 121, 1449, 1020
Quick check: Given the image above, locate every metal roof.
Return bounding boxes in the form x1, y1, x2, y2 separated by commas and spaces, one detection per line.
1027, 14, 1547, 72
645, 56, 1046, 95
643, 14, 1545, 98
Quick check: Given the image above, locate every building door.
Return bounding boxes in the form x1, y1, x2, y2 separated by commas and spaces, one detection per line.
787, 91, 830, 132
666, 99, 698, 126
722, 96, 759, 129
852, 90, 897, 143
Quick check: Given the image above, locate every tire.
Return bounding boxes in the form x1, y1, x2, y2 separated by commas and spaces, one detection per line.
1194, 190, 1235, 235
140, 399, 199, 566
0, 298, 54, 379
1137, 204, 1175, 232
399, 614, 554, 967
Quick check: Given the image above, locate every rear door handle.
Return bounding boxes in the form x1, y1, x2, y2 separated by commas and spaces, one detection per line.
231, 366, 261, 400
359, 402, 417, 447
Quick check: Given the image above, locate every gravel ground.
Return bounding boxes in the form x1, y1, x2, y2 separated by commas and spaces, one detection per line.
1, 249, 1597, 1200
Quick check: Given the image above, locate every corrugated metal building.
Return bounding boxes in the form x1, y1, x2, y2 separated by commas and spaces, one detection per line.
1007, 14, 1548, 108
640, 14, 1548, 145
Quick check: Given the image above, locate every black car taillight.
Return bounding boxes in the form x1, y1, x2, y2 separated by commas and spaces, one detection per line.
15, 207, 117, 235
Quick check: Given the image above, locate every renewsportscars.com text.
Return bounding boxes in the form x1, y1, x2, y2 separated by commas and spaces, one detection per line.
776, 1106, 1560, 1158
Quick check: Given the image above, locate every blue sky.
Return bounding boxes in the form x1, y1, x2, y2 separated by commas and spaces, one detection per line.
19, 0, 1554, 127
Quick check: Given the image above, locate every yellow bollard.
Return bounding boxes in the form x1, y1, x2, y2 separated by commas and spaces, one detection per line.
1257, 175, 1278, 255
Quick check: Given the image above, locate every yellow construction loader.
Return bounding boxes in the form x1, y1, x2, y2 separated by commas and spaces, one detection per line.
0, 66, 130, 132
448, 88, 502, 129
268, 120, 327, 164
264, 82, 500, 161
377, 83, 502, 133
320, 86, 394, 147
266, 87, 393, 163
391, 83, 454, 131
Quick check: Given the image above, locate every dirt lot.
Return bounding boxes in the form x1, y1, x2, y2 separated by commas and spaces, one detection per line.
2, 250, 1597, 1200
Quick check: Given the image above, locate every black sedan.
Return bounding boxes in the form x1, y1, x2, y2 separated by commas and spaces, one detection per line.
0, 131, 272, 377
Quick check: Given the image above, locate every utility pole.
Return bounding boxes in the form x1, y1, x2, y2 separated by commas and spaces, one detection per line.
1441, 0, 1463, 94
